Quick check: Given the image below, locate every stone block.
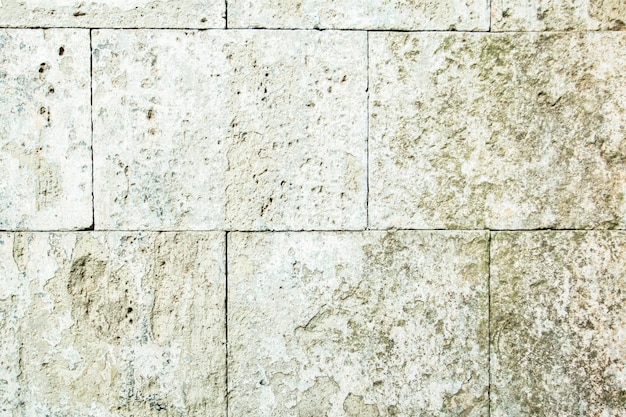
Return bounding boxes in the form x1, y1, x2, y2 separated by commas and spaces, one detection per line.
0, 0, 224, 28
228, 231, 489, 416
369, 32, 626, 230
0, 231, 226, 416
0, 29, 92, 230
92, 30, 367, 231
491, 231, 626, 416
228, 0, 489, 30
492, 0, 626, 31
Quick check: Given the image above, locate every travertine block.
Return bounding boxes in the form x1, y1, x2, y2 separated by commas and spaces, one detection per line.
228, 0, 489, 30
92, 30, 367, 231
0, 0, 224, 28
492, 0, 626, 31
229, 231, 489, 416
0, 29, 92, 230
0, 232, 225, 416
370, 32, 626, 230
491, 231, 626, 416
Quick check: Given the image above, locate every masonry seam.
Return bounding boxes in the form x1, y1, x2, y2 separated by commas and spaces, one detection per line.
89, 29, 95, 231
487, 231, 492, 416
0, 228, 611, 233
489, 0, 492, 31
224, 0, 228, 29
224, 231, 230, 417
0, 26, 606, 34
366, 31, 370, 230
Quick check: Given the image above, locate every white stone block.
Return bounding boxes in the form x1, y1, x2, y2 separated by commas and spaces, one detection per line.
228, 231, 489, 416
492, 0, 626, 31
229, 0, 489, 30
0, 29, 92, 230
0, 231, 226, 416
0, 0, 225, 28
92, 30, 367, 231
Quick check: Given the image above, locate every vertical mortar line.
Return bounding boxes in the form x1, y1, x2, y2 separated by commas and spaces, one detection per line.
89, 29, 95, 230
224, 0, 228, 29
224, 231, 229, 416
487, 231, 492, 416
365, 31, 370, 230
488, 0, 493, 31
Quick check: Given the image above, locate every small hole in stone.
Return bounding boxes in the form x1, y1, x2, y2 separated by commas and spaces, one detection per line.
58, 46, 65, 56
127, 307, 133, 313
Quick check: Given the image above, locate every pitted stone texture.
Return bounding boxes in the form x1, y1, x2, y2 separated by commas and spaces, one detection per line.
0, 232, 225, 416
229, 231, 489, 416
229, 0, 489, 30
0, 29, 92, 230
491, 231, 626, 416
0, 0, 224, 28
492, 0, 626, 31
370, 32, 626, 230
93, 30, 367, 231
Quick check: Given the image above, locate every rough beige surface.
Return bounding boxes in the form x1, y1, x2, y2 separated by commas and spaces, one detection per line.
0, 232, 225, 416
93, 29, 367, 231
492, 0, 626, 31
369, 32, 626, 230
228, 231, 489, 416
228, 0, 489, 30
0, 29, 92, 230
491, 231, 626, 416
0, 0, 224, 28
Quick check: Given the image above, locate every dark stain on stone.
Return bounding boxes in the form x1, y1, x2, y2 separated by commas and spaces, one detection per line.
68, 251, 137, 343
68, 254, 107, 299
38, 62, 50, 80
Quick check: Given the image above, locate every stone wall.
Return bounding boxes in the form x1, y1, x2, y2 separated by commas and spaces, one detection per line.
0, 1, 625, 416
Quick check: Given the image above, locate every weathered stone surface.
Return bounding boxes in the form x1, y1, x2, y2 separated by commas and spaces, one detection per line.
491, 231, 626, 416
492, 0, 626, 31
369, 32, 626, 230
229, 231, 489, 416
0, 29, 92, 230
228, 0, 489, 30
0, 232, 225, 416
0, 0, 224, 28
93, 30, 367, 231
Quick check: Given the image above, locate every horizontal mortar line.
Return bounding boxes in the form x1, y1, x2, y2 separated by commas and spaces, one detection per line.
0, 25, 619, 34
365, 28, 626, 34
0, 26, 228, 30
1, 228, 623, 233
485, 29, 626, 34
0, 25, 478, 32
